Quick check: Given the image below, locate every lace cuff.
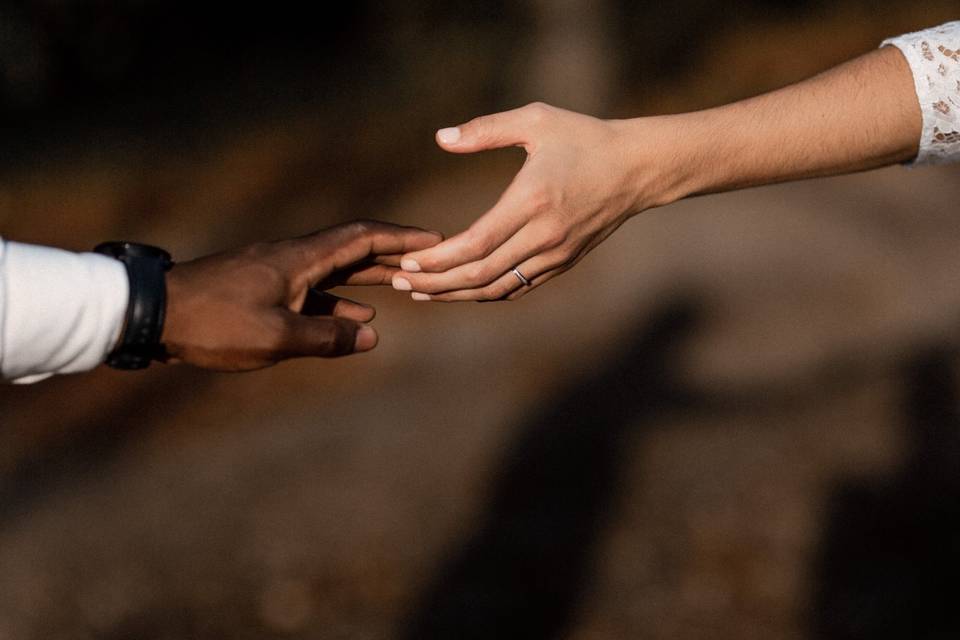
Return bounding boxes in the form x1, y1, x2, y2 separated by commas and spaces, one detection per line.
883, 21, 960, 165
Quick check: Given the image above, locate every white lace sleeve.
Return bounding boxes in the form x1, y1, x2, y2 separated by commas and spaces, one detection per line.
882, 22, 960, 165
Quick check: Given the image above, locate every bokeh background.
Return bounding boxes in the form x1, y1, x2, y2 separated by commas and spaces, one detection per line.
2, 1, 960, 638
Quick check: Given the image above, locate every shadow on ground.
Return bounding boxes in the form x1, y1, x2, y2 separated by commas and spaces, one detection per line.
811, 346, 960, 639
399, 297, 702, 639
400, 300, 960, 640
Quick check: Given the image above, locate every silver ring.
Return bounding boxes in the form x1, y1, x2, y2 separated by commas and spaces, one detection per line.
511, 267, 531, 287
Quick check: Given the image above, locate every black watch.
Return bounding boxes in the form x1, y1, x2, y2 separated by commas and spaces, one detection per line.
94, 241, 174, 370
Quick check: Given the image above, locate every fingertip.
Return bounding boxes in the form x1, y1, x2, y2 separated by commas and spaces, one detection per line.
400, 245, 454, 274
333, 299, 376, 322
392, 276, 412, 291
357, 305, 376, 322
400, 258, 421, 272
411, 292, 431, 301
354, 325, 378, 352
436, 127, 461, 146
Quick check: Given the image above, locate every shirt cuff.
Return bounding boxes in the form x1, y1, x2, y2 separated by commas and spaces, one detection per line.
882, 21, 960, 166
0, 239, 128, 383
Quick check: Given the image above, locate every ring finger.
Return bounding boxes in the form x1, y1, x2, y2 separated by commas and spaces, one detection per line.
413, 249, 571, 302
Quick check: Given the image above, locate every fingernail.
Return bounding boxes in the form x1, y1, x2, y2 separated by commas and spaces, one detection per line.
437, 127, 461, 145
401, 258, 421, 272
411, 292, 431, 301
354, 325, 378, 352
393, 276, 412, 291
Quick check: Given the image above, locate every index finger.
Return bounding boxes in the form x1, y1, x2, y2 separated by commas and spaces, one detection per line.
294, 220, 443, 282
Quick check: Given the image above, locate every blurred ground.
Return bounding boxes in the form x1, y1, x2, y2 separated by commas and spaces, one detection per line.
1, 1, 960, 638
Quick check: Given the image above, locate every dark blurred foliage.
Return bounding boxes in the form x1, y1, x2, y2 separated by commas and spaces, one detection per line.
0, 0, 526, 161
0, 2, 366, 115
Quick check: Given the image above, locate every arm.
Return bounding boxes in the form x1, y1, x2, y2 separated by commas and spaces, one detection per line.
394, 22, 959, 302
659, 44, 920, 197
1, 221, 441, 382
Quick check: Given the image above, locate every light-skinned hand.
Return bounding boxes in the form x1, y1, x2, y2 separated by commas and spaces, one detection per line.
391, 102, 676, 301
392, 46, 921, 302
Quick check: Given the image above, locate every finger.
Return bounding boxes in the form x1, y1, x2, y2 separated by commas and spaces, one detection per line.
505, 266, 566, 301
413, 220, 621, 302
281, 313, 377, 358
293, 221, 443, 282
330, 222, 443, 269
436, 102, 554, 154
412, 249, 572, 303
373, 254, 403, 267
301, 290, 376, 322
504, 229, 614, 301
323, 263, 399, 287
397, 177, 538, 275
396, 219, 563, 294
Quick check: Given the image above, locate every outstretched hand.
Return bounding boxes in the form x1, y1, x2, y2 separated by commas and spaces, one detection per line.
392, 102, 675, 302
162, 220, 442, 371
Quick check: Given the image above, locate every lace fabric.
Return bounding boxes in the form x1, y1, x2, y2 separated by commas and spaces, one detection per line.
883, 21, 960, 165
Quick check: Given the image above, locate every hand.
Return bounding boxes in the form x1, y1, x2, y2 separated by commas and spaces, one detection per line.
392, 102, 676, 301
161, 220, 442, 371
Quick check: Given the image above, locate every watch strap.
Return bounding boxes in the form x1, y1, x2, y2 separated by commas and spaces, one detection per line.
94, 242, 173, 369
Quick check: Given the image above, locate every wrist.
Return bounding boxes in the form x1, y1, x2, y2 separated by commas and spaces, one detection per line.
610, 114, 715, 212
94, 242, 173, 369
159, 265, 188, 363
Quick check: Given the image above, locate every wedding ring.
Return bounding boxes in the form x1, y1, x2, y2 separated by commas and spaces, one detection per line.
511, 267, 531, 287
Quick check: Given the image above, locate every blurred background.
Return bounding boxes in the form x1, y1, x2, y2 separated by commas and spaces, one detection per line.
1, 1, 960, 638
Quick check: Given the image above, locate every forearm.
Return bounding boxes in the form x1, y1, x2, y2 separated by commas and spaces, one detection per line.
628, 46, 921, 204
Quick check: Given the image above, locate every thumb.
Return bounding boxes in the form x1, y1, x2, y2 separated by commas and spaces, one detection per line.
281, 314, 378, 359
437, 103, 550, 154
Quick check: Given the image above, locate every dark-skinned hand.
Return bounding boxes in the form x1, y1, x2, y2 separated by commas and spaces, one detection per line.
161, 220, 442, 371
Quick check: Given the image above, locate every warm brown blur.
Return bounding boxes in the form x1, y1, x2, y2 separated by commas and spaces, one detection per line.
2, 2, 959, 638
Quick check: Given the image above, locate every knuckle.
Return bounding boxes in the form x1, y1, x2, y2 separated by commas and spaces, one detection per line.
463, 226, 494, 256
529, 186, 554, 212
464, 117, 490, 143
516, 183, 553, 213
464, 262, 491, 286
524, 102, 553, 125
346, 219, 375, 236
409, 253, 436, 271
243, 257, 288, 290
552, 249, 577, 270
479, 286, 502, 301
240, 241, 273, 260
538, 217, 569, 249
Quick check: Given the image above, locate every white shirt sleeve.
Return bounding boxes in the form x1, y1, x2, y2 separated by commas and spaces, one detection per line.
0, 238, 128, 384
882, 21, 960, 165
